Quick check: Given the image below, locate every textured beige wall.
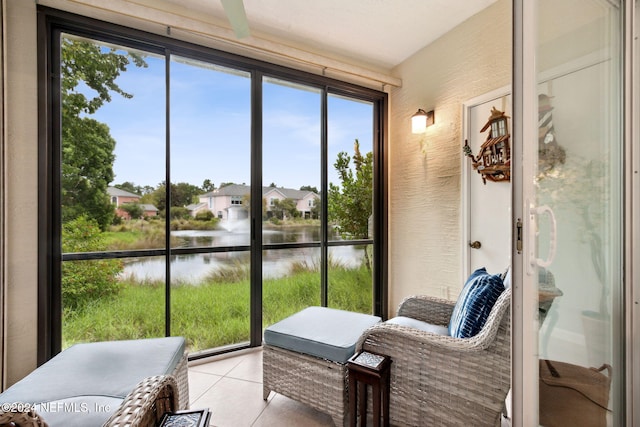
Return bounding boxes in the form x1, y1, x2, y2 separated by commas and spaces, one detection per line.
387, 0, 511, 314
3, 0, 38, 386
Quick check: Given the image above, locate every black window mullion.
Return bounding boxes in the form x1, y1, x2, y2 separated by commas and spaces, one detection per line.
250, 71, 263, 347
164, 49, 172, 337
373, 97, 388, 319
320, 87, 329, 307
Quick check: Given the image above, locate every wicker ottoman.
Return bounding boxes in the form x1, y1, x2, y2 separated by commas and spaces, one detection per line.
263, 307, 380, 426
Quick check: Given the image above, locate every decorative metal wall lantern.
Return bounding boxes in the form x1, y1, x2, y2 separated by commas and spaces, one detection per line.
463, 107, 511, 184
411, 109, 435, 134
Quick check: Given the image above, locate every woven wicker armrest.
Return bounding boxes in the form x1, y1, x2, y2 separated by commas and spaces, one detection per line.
104, 375, 178, 427
359, 321, 489, 355
362, 287, 511, 354
0, 409, 49, 426
396, 295, 455, 325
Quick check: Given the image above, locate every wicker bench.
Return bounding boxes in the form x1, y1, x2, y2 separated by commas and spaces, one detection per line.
263, 307, 380, 426
0, 337, 189, 427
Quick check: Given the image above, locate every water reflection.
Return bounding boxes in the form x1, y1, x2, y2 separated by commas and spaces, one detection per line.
122, 225, 364, 284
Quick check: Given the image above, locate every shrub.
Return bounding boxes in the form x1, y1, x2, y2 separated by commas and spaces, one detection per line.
62, 216, 123, 310
195, 210, 214, 221
120, 202, 144, 219
170, 207, 191, 220
269, 216, 281, 225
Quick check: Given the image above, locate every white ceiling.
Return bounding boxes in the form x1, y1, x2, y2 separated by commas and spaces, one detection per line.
158, 0, 498, 70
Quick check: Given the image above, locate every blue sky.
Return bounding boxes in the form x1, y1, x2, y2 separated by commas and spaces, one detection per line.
88, 47, 374, 192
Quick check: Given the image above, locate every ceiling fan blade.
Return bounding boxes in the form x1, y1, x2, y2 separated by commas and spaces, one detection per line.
220, 0, 251, 39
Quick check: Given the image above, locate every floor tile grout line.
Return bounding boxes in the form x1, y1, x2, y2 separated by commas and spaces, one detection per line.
188, 371, 225, 405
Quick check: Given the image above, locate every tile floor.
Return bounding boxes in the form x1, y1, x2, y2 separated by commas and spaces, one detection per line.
188, 347, 334, 427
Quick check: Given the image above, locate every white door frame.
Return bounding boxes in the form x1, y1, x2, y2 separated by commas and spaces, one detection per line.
461, 85, 511, 280
512, 0, 538, 425
626, 1, 638, 424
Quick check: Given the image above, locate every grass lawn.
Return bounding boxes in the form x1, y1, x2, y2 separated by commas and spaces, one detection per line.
62, 265, 373, 352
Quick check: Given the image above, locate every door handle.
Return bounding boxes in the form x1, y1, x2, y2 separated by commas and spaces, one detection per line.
526, 203, 558, 274
469, 240, 482, 249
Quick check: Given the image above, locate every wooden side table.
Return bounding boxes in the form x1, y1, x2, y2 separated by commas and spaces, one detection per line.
347, 351, 391, 427
158, 408, 211, 427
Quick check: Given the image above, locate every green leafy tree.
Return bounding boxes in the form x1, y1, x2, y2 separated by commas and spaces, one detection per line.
328, 139, 373, 268
120, 202, 144, 220
61, 38, 147, 230
300, 185, 319, 194
115, 181, 141, 194
62, 118, 116, 230
140, 185, 155, 195
62, 216, 123, 310
270, 198, 299, 220
151, 181, 202, 211
173, 182, 202, 206
202, 179, 216, 193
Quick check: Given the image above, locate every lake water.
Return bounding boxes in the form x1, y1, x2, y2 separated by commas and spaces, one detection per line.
121, 222, 365, 284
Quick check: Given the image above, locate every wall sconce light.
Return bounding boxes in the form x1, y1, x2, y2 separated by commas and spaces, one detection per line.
411, 109, 435, 134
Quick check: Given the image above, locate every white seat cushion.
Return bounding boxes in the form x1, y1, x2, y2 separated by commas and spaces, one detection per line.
386, 316, 450, 335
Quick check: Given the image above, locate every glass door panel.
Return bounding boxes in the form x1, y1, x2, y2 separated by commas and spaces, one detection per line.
170, 56, 252, 352
327, 244, 373, 313
60, 34, 166, 347
532, 1, 624, 424
261, 77, 322, 327
327, 95, 374, 312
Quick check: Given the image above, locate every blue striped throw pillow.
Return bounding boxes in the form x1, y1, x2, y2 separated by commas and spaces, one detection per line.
448, 267, 505, 338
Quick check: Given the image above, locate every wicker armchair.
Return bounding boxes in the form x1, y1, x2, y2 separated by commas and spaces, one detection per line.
0, 375, 178, 427
356, 286, 511, 427
104, 375, 178, 427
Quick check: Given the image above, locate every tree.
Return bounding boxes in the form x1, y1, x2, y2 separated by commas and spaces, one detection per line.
61, 38, 147, 230
62, 216, 123, 310
173, 182, 201, 206
140, 185, 155, 195
62, 117, 116, 230
270, 198, 299, 220
151, 181, 202, 211
115, 181, 141, 194
328, 139, 373, 268
120, 202, 144, 220
300, 185, 319, 194
202, 179, 216, 193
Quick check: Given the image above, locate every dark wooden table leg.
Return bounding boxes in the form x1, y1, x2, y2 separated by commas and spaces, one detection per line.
347, 352, 391, 427
359, 380, 367, 427
382, 368, 390, 427
372, 381, 381, 427
349, 370, 357, 427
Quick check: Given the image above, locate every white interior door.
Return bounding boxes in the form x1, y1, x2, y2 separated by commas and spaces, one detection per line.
463, 90, 512, 278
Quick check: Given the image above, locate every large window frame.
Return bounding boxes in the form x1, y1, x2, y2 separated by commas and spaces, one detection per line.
37, 7, 388, 362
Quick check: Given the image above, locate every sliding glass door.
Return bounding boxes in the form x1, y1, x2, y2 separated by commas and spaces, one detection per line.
59, 35, 168, 348
169, 57, 252, 353
514, 0, 625, 424
261, 78, 322, 326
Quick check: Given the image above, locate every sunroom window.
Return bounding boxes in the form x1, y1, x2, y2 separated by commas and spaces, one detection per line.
40, 12, 387, 360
